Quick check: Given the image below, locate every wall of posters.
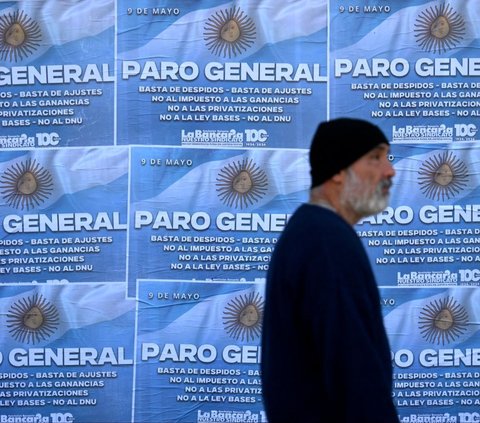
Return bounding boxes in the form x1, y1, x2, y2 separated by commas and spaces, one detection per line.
0, 0, 479, 422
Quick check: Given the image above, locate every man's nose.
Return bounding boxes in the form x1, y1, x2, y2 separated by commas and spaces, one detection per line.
384, 159, 395, 178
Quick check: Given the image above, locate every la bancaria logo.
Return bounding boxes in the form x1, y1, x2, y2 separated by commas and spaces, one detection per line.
399, 413, 459, 422
0, 412, 74, 423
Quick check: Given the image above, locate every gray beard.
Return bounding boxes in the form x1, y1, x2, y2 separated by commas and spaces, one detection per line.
340, 168, 390, 218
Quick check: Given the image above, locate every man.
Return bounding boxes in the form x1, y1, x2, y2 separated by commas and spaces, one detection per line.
261, 118, 399, 423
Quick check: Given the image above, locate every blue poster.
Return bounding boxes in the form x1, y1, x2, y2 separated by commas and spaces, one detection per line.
381, 287, 480, 422
117, 0, 327, 148
134, 279, 266, 423
127, 146, 309, 296
330, 0, 480, 144
357, 142, 480, 287
0, 148, 128, 283
0, 283, 135, 422
0, 0, 115, 147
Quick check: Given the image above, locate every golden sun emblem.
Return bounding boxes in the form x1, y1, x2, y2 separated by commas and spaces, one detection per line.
0, 158, 54, 210
417, 151, 468, 201
223, 291, 264, 342
204, 6, 256, 58
216, 158, 268, 209
414, 3, 465, 54
418, 296, 468, 345
0, 10, 42, 62
7, 293, 60, 344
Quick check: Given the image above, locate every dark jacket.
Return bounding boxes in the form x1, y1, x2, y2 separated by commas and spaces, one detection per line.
261, 204, 399, 423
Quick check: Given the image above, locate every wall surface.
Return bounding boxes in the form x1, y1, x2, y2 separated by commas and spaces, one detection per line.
0, 0, 479, 422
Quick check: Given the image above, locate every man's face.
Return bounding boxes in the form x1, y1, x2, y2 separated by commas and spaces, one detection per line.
340, 144, 395, 218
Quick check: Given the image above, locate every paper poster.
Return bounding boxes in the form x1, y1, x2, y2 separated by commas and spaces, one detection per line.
381, 287, 480, 423
134, 279, 266, 423
0, 148, 128, 283
117, 0, 327, 148
0, 0, 115, 147
330, 0, 480, 144
0, 283, 135, 423
357, 142, 480, 287
127, 146, 309, 296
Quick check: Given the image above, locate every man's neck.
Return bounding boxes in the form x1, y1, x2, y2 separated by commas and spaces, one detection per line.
311, 198, 337, 214
309, 188, 360, 226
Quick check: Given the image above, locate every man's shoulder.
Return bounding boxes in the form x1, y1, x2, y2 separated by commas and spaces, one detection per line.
275, 204, 352, 253
290, 203, 350, 231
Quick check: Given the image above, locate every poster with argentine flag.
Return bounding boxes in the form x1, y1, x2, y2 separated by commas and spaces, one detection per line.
0, 147, 129, 283
117, 0, 327, 148
380, 286, 480, 423
0, 283, 135, 423
127, 145, 309, 297
0, 0, 115, 147
330, 0, 480, 144
133, 279, 266, 423
355, 141, 480, 287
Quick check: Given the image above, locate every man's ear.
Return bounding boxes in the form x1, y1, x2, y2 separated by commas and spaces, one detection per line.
331, 169, 346, 184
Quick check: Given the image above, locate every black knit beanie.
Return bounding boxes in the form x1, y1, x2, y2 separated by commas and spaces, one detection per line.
309, 118, 389, 188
